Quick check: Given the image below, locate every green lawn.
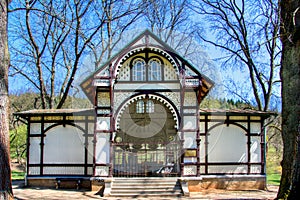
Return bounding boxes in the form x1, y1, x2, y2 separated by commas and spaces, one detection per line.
11, 171, 25, 180
267, 173, 281, 186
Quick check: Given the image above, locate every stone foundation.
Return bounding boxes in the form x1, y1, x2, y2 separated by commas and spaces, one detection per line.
26, 177, 91, 189
187, 175, 266, 192
26, 175, 266, 194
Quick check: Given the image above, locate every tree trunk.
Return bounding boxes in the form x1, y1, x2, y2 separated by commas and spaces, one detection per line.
277, 0, 300, 199
0, 0, 13, 199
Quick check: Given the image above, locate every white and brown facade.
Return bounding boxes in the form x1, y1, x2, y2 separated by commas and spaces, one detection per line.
16, 30, 272, 192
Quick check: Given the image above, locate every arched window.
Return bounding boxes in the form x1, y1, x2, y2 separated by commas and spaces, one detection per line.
146, 100, 155, 113
132, 59, 146, 81
148, 59, 162, 81
136, 100, 144, 113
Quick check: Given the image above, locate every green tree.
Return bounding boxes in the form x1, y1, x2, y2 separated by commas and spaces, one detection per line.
9, 125, 26, 165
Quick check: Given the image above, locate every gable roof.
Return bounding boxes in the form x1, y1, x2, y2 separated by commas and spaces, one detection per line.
80, 29, 214, 102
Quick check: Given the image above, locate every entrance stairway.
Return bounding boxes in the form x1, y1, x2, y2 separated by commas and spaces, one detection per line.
109, 177, 183, 197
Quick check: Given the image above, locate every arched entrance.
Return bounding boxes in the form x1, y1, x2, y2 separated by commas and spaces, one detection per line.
113, 95, 181, 177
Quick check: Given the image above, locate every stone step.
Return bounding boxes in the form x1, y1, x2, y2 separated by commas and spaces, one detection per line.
109, 192, 182, 198
113, 182, 179, 186
111, 188, 181, 194
109, 178, 183, 197
114, 178, 177, 183
112, 185, 181, 189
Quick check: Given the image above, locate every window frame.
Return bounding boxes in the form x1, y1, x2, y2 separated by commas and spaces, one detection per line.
135, 99, 155, 114
148, 58, 162, 81
136, 99, 145, 113
132, 58, 146, 81
146, 100, 155, 113
130, 56, 164, 82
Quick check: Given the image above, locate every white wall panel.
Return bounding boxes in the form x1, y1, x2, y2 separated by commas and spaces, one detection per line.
95, 133, 110, 164
44, 125, 85, 164
29, 137, 41, 164
183, 132, 197, 148
250, 138, 261, 162
199, 136, 205, 162
250, 123, 261, 134
183, 116, 197, 130
87, 137, 94, 164
208, 125, 247, 162
30, 123, 41, 135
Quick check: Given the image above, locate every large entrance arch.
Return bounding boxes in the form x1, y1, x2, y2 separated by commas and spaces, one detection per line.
113, 95, 181, 177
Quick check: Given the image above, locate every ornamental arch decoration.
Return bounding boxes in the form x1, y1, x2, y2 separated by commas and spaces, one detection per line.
113, 46, 180, 80
207, 121, 248, 134
114, 93, 180, 131
43, 122, 87, 135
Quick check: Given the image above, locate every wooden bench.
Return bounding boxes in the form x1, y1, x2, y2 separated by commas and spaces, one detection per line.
55, 178, 82, 190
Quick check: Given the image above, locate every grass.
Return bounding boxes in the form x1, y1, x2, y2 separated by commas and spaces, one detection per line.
267, 173, 281, 186
11, 171, 25, 180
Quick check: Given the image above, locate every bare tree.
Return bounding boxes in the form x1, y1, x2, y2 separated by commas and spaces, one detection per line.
140, 0, 218, 82
87, 0, 142, 70
0, 0, 12, 199
190, 0, 281, 111
9, 0, 141, 109
277, 0, 300, 199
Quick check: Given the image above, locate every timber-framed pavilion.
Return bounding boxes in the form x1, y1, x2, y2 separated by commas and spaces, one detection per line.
16, 30, 273, 195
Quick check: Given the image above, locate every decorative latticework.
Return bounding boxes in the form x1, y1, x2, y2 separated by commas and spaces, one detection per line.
164, 63, 178, 80
114, 92, 137, 113
43, 166, 85, 175
184, 92, 197, 106
118, 61, 131, 81
183, 165, 197, 176
115, 94, 179, 130
159, 92, 181, 109
208, 165, 247, 174
30, 116, 42, 121
28, 167, 40, 175
97, 92, 110, 107
44, 116, 63, 121
95, 166, 109, 176
250, 165, 261, 173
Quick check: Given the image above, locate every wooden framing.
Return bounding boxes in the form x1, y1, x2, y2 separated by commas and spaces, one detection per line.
16, 109, 94, 177
198, 109, 271, 175
14, 30, 274, 185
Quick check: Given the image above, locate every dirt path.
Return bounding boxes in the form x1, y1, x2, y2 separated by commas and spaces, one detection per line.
12, 180, 278, 200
